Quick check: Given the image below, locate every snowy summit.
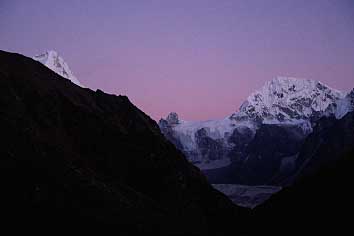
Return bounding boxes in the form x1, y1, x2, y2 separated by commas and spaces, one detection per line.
159, 76, 353, 170
33, 50, 82, 87
232, 76, 346, 122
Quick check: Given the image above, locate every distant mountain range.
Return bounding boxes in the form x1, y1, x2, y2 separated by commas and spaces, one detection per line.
26, 50, 354, 210
159, 76, 354, 206
1, 49, 353, 233
29, 51, 354, 209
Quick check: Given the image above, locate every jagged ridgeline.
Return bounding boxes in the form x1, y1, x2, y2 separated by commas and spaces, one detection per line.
0, 50, 247, 235
1, 49, 353, 234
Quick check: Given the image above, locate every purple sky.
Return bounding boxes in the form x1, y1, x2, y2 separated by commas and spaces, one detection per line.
1, 0, 354, 120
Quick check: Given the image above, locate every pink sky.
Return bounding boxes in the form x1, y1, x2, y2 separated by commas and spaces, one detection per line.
1, 0, 354, 120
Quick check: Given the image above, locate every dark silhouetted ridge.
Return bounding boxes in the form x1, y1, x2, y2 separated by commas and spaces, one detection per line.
0, 50, 244, 235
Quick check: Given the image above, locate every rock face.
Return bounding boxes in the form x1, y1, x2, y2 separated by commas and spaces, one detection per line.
0, 50, 244, 235
205, 123, 309, 185
166, 112, 180, 125
33, 50, 83, 87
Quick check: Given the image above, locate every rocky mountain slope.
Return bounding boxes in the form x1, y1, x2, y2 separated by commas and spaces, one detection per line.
250, 110, 354, 233
0, 50, 245, 235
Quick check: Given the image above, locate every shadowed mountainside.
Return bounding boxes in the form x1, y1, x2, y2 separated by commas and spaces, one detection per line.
0, 50, 246, 235
248, 111, 354, 233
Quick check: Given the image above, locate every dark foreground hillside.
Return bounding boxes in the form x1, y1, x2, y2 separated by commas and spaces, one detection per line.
249, 111, 354, 234
0, 50, 245, 235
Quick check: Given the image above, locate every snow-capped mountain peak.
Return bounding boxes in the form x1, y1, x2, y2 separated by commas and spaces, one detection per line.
159, 76, 353, 174
233, 76, 346, 122
33, 50, 82, 87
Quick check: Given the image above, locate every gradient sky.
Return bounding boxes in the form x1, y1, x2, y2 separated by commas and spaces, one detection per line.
1, 0, 354, 120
